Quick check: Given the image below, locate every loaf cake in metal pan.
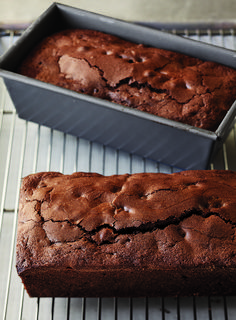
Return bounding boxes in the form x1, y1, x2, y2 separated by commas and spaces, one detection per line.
18, 29, 236, 131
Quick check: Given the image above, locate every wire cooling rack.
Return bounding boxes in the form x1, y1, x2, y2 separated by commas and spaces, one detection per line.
1, 26, 236, 320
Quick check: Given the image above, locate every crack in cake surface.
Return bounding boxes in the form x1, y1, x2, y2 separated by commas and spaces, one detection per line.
18, 29, 236, 131
16, 170, 236, 274
19, 171, 236, 247
24, 205, 236, 245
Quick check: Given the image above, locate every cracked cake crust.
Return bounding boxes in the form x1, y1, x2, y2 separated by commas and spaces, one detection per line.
16, 170, 236, 297
18, 29, 236, 131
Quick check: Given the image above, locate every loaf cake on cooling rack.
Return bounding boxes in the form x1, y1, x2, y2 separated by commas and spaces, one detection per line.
16, 170, 236, 296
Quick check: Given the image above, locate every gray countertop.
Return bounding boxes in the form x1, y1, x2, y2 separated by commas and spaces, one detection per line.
1, 0, 236, 27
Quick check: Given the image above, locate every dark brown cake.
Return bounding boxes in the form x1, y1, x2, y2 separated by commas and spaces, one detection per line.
16, 170, 236, 297
18, 29, 236, 131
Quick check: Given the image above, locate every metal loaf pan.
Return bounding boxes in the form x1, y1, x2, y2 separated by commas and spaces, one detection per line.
1, 3, 236, 170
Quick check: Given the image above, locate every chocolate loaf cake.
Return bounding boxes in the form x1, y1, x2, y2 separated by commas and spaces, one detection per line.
16, 170, 236, 297
18, 29, 236, 131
